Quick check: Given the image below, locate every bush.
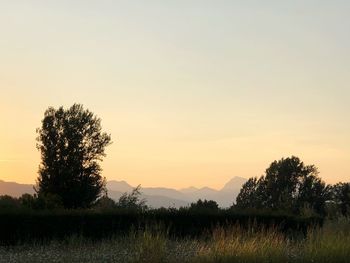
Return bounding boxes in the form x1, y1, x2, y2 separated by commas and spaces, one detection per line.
0, 195, 20, 211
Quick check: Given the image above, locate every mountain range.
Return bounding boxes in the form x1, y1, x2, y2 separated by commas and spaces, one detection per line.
0, 176, 247, 208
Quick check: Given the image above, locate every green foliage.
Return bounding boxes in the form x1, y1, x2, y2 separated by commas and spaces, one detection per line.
236, 156, 329, 215
36, 104, 111, 209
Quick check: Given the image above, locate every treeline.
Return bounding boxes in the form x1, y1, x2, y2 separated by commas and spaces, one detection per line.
1, 156, 350, 218
7, 104, 346, 217
0, 185, 147, 211
234, 156, 350, 218
4, 156, 349, 218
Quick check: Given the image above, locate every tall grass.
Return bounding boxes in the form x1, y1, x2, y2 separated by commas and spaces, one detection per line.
0, 218, 349, 263
302, 217, 350, 263
194, 225, 290, 263
195, 218, 350, 263
134, 227, 167, 263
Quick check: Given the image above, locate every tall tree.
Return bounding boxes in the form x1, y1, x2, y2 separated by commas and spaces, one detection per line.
36, 104, 111, 208
235, 156, 329, 215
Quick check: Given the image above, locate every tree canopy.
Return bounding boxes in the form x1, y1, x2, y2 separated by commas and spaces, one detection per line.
36, 104, 111, 208
331, 182, 350, 216
189, 199, 219, 212
235, 156, 329, 215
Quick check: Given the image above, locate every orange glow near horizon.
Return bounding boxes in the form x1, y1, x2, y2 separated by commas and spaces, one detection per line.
0, 1, 350, 188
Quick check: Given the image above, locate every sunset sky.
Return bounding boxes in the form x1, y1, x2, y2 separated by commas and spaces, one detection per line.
0, 1, 349, 189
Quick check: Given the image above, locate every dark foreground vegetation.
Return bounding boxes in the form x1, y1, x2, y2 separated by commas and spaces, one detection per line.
0, 218, 349, 263
0, 209, 322, 245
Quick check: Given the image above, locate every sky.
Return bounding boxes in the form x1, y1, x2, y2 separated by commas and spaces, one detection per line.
0, 1, 349, 189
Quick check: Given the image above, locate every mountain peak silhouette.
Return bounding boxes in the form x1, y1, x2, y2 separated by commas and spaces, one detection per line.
221, 176, 247, 192
0, 176, 247, 208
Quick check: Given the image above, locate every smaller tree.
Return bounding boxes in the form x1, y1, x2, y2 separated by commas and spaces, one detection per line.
93, 196, 116, 211
331, 183, 350, 216
189, 199, 219, 211
0, 195, 20, 210
116, 185, 147, 211
19, 194, 37, 209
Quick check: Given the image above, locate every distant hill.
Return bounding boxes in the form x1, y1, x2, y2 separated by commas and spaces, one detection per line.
0, 176, 247, 208
107, 189, 190, 209
221, 176, 247, 192
106, 176, 247, 208
0, 180, 35, 197
179, 186, 199, 194
107, 181, 191, 208
107, 180, 133, 193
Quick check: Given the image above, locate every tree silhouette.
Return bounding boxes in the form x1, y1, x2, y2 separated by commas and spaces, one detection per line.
189, 199, 219, 211
235, 156, 329, 215
331, 182, 350, 216
116, 185, 147, 211
36, 104, 111, 208
235, 177, 264, 209
93, 195, 116, 211
0, 195, 20, 210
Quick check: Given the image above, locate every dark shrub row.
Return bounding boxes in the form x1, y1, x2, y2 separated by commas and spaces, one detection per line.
0, 210, 323, 245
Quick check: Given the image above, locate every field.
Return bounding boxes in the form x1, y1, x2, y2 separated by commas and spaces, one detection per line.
1, 218, 349, 263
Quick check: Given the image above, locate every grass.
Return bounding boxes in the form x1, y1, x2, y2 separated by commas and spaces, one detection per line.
194, 226, 289, 263
301, 217, 350, 263
0, 218, 349, 263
